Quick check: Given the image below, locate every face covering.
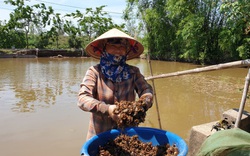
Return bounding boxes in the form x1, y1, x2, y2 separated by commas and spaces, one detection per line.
100, 51, 131, 82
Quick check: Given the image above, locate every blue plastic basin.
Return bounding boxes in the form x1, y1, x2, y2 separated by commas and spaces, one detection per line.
80, 127, 188, 156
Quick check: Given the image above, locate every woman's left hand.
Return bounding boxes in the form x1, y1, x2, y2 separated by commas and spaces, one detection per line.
108, 105, 119, 121
141, 96, 152, 111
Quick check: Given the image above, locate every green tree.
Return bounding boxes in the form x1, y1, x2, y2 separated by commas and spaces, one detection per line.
0, 20, 25, 48
48, 13, 65, 48
167, 0, 227, 64
67, 6, 121, 45
127, 0, 249, 64
63, 20, 82, 49
5, 0, 54, 48
126, 0, 177, 60
123, 3, 143, 40
35, 32, 50, 49
220, 0, 250, 60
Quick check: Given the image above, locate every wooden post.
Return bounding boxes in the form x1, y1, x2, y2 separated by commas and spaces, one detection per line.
235, 68, 250, 128
147, 54, 162, 129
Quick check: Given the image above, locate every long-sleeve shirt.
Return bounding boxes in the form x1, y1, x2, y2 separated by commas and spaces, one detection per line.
78, 64, 153, 140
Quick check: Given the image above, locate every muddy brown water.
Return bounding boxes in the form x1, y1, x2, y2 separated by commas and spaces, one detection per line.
0, 57, 249, 156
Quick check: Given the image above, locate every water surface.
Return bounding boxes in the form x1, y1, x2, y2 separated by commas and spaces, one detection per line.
0, 58, 249, 156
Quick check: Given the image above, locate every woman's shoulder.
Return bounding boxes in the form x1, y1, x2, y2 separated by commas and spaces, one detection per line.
88, 64, 101, 73
128, 64, 140, 73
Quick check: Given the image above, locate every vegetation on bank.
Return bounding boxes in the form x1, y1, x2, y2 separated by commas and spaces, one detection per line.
126, 0, 250, 64
0, 0, 249, 65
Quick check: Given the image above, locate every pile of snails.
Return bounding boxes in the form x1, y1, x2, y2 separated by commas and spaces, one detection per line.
98, 134, 179, 156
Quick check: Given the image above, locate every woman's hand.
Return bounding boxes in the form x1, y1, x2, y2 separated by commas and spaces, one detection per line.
140, 96, 153, 111
108, 105, 119, 121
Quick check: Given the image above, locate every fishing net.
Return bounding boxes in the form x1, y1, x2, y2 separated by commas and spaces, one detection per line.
197, 128, 250, 156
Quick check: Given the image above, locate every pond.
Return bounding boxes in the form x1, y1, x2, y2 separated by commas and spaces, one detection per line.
0, 57, 249, 156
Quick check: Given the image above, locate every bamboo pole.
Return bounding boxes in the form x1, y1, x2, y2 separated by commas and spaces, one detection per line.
235, 68, 250, 128
147, 54, 162, 129
146, 59, 250, 81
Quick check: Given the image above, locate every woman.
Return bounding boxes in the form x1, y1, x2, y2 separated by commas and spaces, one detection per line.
78, 28, 153, 140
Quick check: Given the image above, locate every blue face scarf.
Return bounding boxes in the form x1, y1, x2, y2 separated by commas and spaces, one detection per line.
100, 51, 131, 83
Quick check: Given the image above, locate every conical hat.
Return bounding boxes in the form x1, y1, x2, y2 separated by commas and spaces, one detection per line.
85, 28, 144, 60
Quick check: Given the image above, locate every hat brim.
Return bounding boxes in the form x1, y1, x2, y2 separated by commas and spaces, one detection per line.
85, 28, 144, 60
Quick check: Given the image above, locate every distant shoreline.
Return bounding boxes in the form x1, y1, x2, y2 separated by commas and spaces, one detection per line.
0, 49, 147, 59
0, 49, 87, 58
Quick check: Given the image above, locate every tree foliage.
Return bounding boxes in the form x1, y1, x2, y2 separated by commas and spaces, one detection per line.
220, 0, 250, 60
126, 0, 250, 64
65, 6, 124, 47
0, 21, 25, 48
4, 0, 54, 48
0, 0, 249, 64
1, 1, 123, 50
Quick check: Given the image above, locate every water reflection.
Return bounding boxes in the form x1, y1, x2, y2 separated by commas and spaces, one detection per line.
0, 58, 98, 112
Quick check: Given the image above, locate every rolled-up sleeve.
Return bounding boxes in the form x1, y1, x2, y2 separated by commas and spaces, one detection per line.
133, 66, 154, 108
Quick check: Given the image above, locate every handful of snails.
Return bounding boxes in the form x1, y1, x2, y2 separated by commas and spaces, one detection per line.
113, 99, 147, 129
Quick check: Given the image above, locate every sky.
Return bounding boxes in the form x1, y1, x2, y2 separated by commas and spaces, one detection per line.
0, 0, 127, 24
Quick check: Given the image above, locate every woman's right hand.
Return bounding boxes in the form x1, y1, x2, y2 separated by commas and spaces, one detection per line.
108, 105, 119, 122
